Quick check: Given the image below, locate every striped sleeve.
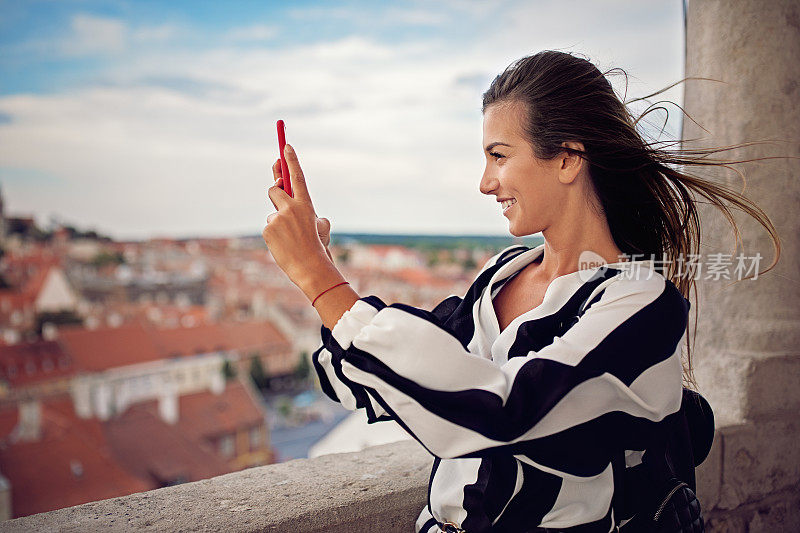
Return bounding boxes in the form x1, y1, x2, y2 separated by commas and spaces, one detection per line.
325, 273, 689, 474
311, 291, 467, 424
308, 244, 518, 422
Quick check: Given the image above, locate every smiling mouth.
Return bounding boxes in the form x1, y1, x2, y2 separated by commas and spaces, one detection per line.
501, 198, 517, 214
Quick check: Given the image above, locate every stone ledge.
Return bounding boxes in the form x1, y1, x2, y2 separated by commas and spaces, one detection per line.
743, 354, 800, 420
716, 419, 800, 510
705, 485, 800, 532
1, 440, 433, 533
6, 421, 793, 532
695, 418, 800, 523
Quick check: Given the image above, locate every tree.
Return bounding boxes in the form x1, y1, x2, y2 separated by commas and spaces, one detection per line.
294, 351, 310, 382
424, 249, 440, 267
249, 354, 269, 389
334, 248, 350, 264
89, 251, 125, 268
461, 255, 477, 271
221, 359, 237, 380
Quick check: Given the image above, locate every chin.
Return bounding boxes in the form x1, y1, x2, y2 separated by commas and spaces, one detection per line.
508, 221, 542, 238
508, 227, 534, 238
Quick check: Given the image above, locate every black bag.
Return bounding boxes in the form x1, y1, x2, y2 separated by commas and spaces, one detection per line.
615, 388, 715, 532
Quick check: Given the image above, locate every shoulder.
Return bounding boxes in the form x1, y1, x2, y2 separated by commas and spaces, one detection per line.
600, 265, 690, 326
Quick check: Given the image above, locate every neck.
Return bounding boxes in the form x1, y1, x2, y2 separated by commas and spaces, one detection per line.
536, 197, 625, 281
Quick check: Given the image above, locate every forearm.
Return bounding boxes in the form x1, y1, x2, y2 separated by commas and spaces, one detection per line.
298, 259, 360, 330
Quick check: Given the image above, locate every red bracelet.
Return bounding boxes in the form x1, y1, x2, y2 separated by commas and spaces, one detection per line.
312, 281, 350, 307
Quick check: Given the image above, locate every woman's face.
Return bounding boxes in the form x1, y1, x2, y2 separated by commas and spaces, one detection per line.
480, 101, 568, 237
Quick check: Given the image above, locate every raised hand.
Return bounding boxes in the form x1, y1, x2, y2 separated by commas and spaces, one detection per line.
262, 144, 338, 297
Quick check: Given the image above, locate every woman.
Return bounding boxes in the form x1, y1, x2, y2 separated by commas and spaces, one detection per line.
261, 51, 780, 532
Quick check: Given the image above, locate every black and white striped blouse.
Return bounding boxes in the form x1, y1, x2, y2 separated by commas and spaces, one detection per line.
312, 243, 690, 532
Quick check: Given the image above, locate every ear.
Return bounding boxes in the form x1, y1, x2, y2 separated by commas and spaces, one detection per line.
557, 141, 585, 184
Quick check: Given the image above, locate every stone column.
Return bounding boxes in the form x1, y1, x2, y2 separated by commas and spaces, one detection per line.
682, 0, 800, 530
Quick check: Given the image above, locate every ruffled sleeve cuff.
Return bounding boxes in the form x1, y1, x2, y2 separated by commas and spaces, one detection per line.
313, 296, 392, 423
330, 297, 384, 349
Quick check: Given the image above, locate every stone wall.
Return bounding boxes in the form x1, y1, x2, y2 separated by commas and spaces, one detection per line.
683, 0, 800, 531
0, 440, 432, 532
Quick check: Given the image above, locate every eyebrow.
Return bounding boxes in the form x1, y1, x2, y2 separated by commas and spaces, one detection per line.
484, 142, 511, 152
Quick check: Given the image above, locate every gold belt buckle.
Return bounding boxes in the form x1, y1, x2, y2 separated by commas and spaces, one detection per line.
441, 522, 465, 533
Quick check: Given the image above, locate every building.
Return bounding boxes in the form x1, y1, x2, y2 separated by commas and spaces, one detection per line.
0, 315, 291, 518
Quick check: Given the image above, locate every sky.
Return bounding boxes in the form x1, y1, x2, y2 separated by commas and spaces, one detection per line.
0, 0, 686, 241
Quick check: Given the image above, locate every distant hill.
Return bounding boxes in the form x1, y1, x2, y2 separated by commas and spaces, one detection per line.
329, 233, 544, 251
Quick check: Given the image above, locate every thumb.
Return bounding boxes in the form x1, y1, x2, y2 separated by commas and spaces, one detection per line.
316, 217, 331, 246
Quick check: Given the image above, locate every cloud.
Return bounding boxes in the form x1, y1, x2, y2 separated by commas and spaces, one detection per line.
453, 72, 494, 92
15, 14, 183, 59
225, 24, 278, 42
287, 5, 450, 28
132, 24, 181, 44
0, 0, 684, 239
62, 14, 128, 56
0, 35, 489, 238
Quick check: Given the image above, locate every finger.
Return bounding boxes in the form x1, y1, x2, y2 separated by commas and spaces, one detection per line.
272, 159, 282, 182
316, 217, 331, 246
283, 144, 311, 203
267, 181, 292, 211
266, 212, 277, 224
266, 178, 283, 210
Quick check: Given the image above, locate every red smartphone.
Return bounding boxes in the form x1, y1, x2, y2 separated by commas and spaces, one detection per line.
276, 120, 292, 197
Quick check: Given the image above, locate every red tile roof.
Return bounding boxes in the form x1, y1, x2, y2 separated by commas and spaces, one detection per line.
151, 322, 230, 356
0, 290, 33, 309
58, 322, 163, 372
150, 321, 291, 358
104, 402, 229, 485
0, 396, 151, 518
0, 340, 74, 387
0, 380, 270, 518
176, 380, 266, 441
39, 317, 292, 373
0, 406, 18, 438
1, 251, 61, 292
19, 265, 53, 298
221, 321, 290, 353
392, 267, 457, 288
363, 244, 420, 258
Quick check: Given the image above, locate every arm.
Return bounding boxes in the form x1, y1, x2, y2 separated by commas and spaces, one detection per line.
310, 278, 470, 423
308, 243, 527, 332
323, 274, 689, 476
309, 245, 530, 423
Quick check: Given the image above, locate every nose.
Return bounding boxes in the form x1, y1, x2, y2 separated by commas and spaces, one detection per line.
479, 164, 498, 196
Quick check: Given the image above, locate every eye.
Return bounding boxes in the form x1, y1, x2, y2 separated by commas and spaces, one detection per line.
489, 151, 505, 160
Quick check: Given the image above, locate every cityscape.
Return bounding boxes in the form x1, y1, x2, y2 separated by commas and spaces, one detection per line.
0, 183, 540, 519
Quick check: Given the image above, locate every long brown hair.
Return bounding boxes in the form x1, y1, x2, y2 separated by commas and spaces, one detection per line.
482, 50, 783, 390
